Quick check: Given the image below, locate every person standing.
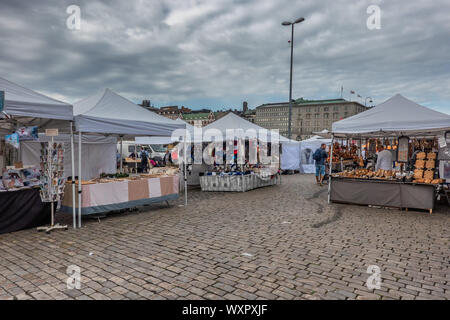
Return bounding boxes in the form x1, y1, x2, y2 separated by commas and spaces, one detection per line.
164, 149, 171, 166
375, 145, 393, 171
140, 148, 149, 173
313, 143, 328, 186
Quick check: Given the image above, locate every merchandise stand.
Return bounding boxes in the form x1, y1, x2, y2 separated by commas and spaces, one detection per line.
36, 135, 68, 233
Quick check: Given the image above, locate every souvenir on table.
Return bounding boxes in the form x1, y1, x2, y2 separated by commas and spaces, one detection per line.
5, 133, 19, 149
427, 152, 436, 160
21, 167, 41, 187
0, 179, 6, 192
423, 170, 434, 180
416, 152, 426, 160
16, 126, 38, 141
425, 160, 435, 169
415, 160, 425, 169
2, 168, 24, 190
413, 169, 423, 179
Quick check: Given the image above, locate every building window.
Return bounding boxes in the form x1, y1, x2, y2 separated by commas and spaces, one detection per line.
324, 113, 329, 119
315, 113, 320, 119
324, 107, 329, 112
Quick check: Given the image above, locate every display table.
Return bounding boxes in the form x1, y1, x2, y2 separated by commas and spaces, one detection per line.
0, 188, 51, 234
200, 174, 279, 192
60, 175, 179, 215
330, 177, 436, 213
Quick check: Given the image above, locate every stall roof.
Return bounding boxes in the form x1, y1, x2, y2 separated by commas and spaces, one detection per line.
0, 76, 73, 120
73, 88, 185, 136
332, 94, 450, 137
203, 112, 296, 143
301, 135, 332, 144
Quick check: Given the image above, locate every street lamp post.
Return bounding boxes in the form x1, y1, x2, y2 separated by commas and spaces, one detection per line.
282, 17, 304, 140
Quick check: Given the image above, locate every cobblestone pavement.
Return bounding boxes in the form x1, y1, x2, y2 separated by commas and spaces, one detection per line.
0, 175, 449, 300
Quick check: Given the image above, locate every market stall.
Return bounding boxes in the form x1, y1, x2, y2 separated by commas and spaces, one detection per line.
328, 94, 450, 214
68, 89, 186, 220
60, 170, 179, 215
198, 113, 281, 192
0, 76, 74, 233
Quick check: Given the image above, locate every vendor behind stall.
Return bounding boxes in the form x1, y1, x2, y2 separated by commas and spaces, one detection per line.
375, 145, 393, 171
140, 148, 149, 173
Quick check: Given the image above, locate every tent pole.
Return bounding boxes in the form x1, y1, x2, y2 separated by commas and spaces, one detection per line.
119, 136, 123, 173
184, 137, 187, 206
135, 143, 137, 173
70, 122, 76, 229
327, 134, 334, 204
78, 132, 82, 228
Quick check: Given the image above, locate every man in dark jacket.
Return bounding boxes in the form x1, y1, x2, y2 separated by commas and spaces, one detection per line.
313, 143, 328, 186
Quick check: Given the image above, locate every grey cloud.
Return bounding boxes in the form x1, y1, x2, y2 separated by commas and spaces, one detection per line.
0, 0, 448, 113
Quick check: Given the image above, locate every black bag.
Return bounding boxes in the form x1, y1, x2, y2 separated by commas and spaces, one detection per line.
313, 149, 322, 162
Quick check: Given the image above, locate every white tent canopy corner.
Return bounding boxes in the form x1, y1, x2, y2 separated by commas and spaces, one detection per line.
332, 94, 450, 137
0, 76, 73, 122
73, 88, 185, 137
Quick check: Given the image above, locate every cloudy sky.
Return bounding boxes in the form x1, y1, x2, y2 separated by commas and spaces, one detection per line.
1, 0, 449, 113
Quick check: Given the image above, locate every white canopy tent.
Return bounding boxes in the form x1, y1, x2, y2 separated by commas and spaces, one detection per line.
328, 94, 450, 203
332, 94, 450, 137
0, 76, 75, 230
203, 112, 291, 142
72, 89, 188, 226
0, 76, 73, 122
74, 88, 184, 137
312, 129, 332, 139
203, 112, 300, 170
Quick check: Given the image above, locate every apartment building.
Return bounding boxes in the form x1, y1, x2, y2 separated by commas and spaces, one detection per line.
255, 98, 368, 140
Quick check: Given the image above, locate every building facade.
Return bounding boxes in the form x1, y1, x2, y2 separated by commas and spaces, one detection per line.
181, 111, 216, 127
255, 98, 368, 140
155, 106, 192, 120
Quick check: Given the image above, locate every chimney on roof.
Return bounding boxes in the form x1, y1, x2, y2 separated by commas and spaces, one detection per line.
243, 101, 248, 113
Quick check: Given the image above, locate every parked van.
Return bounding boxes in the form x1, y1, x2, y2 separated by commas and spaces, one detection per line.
118, 141, 167, 161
